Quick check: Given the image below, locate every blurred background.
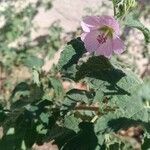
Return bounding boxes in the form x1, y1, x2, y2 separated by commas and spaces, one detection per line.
0, 0, 149, 149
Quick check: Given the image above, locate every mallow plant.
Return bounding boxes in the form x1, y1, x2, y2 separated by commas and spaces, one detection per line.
0, 0, 150, 150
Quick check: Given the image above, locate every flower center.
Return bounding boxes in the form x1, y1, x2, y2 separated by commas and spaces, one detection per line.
96, 26, 114, 44
97, 33, 107, 44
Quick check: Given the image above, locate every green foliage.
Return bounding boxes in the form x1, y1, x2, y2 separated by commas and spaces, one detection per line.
54, 41, 149, 149
0, 2, 62, 73
23, 56, 44, 69
113, 0, 150, 44
23, 55, 44, 70
125, 11, 150, 43
64, 114, 80, 132
61, 89, 95, 115
1, 34, 148, 149
32, 69, 40, 86
58, 38, 86, 69
0, 0, 149, 149
58, 38, 86, 79
112, 0, 137, 17
49, 77, 64, 100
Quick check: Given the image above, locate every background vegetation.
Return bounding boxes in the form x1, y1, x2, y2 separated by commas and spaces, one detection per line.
0, 0, 149, 149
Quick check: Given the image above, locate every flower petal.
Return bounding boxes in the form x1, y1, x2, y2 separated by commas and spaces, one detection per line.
112, 36, 125, 54
82, 31, 99, 53
98, 16, 120, 35
81, 33, 87, 41
81, 16, 100, 32
96, 38, 113, 58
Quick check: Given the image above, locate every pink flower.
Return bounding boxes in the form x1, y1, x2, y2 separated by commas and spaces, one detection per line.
81, 16, 125, 58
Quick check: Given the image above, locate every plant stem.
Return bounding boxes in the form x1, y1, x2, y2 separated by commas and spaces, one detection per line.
75, 105, 99, 111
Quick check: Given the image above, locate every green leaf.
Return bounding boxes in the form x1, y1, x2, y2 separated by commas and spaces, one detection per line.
76, 56, 113, 81
39, 112, 49, 125
49, 77, 64, 100
95, 113, 115, 147
142, 137, 150, 150
25, 105, 38, 112
94, 89, 104, 102
78, 56, 141, 96
103, 75, 142, 121
109, 80, 150, 123
36, 124, 47, 135
58, 38, 85, 70
136, 79, 150, 102
32, 69, 40, 86
57, 38, 85, 79
23, 55, 44, 69
6, 128, 15, 135
48, 125, 76, 148
125, 11, 150, 43
76, 55, 144, 122
61, 89, 95, 114
128, 80, 150, 122
21, 140, 26, 150
62, 122, 98, 150
64, 114, 80, 132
